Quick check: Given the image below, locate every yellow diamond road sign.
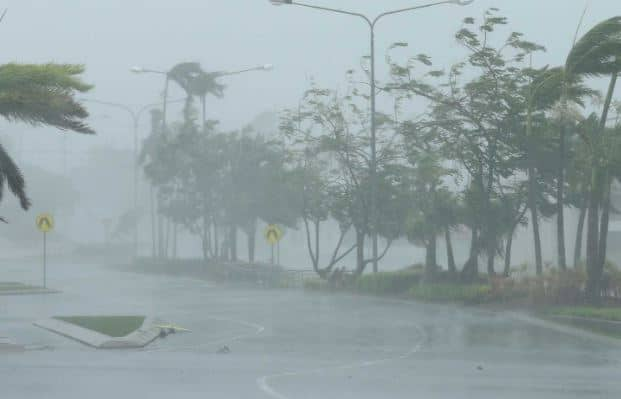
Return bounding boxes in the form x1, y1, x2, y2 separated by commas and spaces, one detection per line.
36, 213, 54, 233
264, 224, 283, 245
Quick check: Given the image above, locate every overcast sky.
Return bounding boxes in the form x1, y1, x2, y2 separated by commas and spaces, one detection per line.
1, 0, 619, 172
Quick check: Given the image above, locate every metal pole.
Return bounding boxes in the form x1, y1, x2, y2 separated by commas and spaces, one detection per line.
43, 232, 47, 288
133, 116, 139, 258
271, 244, 275, 265
162, 76, 170, 130
370, 26, 379, 273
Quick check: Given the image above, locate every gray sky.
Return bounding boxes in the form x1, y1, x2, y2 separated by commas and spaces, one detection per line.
1, 0, 619, 171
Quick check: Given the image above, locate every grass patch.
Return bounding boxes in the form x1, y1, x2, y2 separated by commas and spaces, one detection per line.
303, 278, 331, 291
0, 282, 39, 291
354, 271, 422, 295
54, 316, 145, 337
545, 307, 621, 322
409, 283, 492, 304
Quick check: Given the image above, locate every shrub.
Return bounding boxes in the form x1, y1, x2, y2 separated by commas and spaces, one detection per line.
354, 271, 423, 295
303, 278, 331, 292
409, 283, 492, 304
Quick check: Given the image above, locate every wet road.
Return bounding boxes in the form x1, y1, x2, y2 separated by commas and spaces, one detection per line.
1, 260, 620, 398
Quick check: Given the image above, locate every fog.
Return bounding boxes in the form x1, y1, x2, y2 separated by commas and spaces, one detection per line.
1, 2, 621, 398
1, 0, 617, 267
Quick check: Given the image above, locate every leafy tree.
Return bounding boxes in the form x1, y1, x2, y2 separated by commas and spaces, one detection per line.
388, 10, 545, 276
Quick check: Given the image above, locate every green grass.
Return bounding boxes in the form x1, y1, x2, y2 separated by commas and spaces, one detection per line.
303, 278, 331, 291
0, 282, 39, 291
354, 271, 422, 295
409, 283, 492, 304
545, 307, 621, 322
54, 316, 145, 337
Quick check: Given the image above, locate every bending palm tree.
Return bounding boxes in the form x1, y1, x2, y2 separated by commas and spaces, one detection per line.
0, 63, 93, 214
565, 16, 621, 301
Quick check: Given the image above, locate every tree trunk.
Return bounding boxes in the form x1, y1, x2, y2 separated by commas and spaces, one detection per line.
247, 221, 257, 263
157, 197, 164, 259
150, 185, 156, 259
574, 198, 587, 268
355, 229, 365, 275
201, 213, 211, 261
230, 225, 238, 262
172, 223, 178, 260
461, 227, 479, 279
445, 227, 456, 275
528, 165, 543, 275
425, 235, 437, 276
504, 232, 514, 277
585, 168, 601, 302
213, 219, 219, 261
595, 72, 618, 282
586, 72, 617, 303
201, 223, 209, 261
598, 174, 612, 274
164, 217, 170, 259
486, 237, 496, 276
557, 122, 567, 270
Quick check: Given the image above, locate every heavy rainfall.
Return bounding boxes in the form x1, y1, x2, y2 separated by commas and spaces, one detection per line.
1, 1, 621, 398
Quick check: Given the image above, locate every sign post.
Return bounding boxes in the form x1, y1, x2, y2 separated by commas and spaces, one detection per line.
264, 224, 283, 265
36, 213, 54, 288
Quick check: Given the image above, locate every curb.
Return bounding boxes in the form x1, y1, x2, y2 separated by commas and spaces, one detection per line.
0, 288, 61, 296
510, 312, 621, 346
33, 317, 163, 349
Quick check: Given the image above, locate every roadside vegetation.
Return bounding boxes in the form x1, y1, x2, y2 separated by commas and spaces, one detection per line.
136, 11, 621, 312
546, 306, 621, 322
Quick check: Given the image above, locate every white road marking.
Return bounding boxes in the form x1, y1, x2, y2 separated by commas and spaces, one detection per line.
256, 327, 425, 399
141, 316, 266, 353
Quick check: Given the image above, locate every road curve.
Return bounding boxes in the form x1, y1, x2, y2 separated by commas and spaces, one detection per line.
1, 260, 620, 398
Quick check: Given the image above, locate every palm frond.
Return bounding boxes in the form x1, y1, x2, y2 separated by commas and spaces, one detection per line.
566, 16, 621, 76
0, 86, 94, 133
0, 142, 30, 210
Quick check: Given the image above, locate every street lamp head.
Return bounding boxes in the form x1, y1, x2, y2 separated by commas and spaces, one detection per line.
130, 66, 145, 73
262, 64, 274, 71
450, 0, 474, 5
269, 0, 293, 6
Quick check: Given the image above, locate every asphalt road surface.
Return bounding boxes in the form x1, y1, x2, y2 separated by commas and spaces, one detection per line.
1, 259, 620, 398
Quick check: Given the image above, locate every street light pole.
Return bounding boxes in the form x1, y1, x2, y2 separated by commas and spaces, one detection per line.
80, 98, 185, 259
269, 0, 473, 273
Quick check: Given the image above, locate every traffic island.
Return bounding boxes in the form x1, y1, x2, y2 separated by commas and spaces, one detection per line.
0, 282, 60, 296
33, 315, 168, 349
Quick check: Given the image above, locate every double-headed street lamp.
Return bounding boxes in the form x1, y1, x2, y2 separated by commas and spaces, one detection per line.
131, 64, 274, 129
270, 0, 474, 273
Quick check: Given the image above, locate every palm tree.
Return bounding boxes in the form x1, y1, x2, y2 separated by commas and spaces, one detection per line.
0, 63, 93, 215
167, 62, 225, 132
522, 66, 594, 274
565, 16, 621, 301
